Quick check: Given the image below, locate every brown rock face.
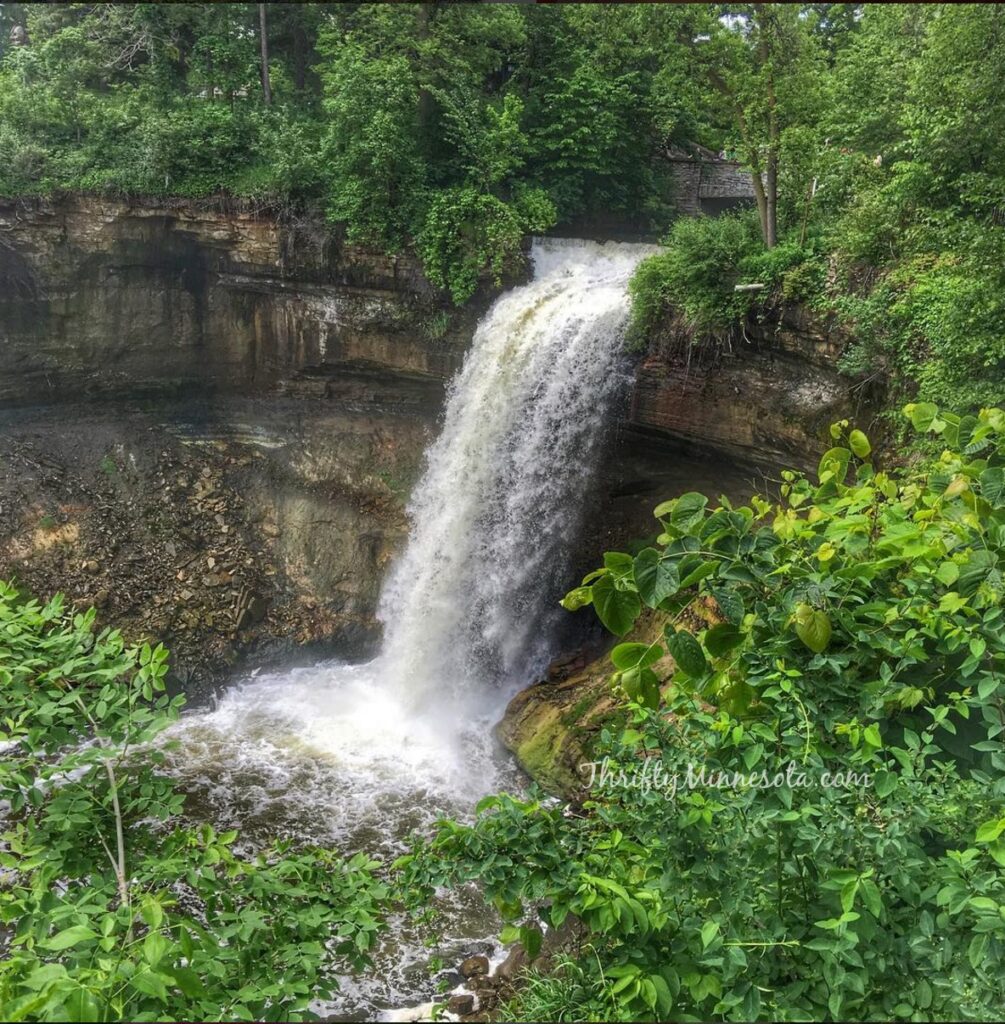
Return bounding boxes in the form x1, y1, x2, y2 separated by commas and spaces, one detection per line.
446, 994, 475, 1015
0, 388, 436, 695
1, 196, 853, 698
0, 195, 490, 406
629, 306, 869, 471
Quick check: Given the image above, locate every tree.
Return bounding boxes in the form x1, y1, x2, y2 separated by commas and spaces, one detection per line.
258, 3, 270, 105
701, 4, 825, 247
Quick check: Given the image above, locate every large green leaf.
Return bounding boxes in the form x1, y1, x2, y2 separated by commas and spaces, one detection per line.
906, 401, 939, 432
704, 623, 744, 658
622, 666, 661, 709
656, 492, 708, 533
42, 925, 97, 951
818, 447, 852, 485
980, 466, 1005, 507
848, 429, 871, 458
710, 586, 744, 623
560, 586, 593, 611
633, 548, 680, 608
603, 551, 635, 577
664, 627, 707, 678
611, 642, 662, 670
591, 575, 641, 637
794, 604, 832, 653
678, 558, 718, 590
958, 549, 997, 596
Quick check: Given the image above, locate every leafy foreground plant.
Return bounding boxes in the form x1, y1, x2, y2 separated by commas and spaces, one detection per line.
0, 586, 387, 1022
400, 406, 1005, 1022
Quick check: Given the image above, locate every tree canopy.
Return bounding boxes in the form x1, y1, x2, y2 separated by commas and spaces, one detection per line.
1, 3, 1003, 395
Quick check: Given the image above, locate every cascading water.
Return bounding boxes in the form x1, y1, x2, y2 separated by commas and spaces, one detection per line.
164, 237, 654, 1016
378, 237, 655, 710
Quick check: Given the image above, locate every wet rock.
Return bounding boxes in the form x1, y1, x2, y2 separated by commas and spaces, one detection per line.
235, 590, 269, 630
446, 994, 474, 1016
459, 955, 489, 979
433, 969, 464, 990
495, 944, 528, 984
473, 988, 498, 1011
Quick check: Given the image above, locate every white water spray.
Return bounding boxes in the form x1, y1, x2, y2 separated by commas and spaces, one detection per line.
378, 238, 655, 711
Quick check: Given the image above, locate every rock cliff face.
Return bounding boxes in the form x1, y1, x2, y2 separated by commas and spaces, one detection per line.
0, 196, 469, 689
0, 196, 854, 693
0, 195, 481, 405
630, 307, 859, 471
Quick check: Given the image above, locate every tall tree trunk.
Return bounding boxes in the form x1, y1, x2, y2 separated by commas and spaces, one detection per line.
760, 8, 779, 248
764, 152, 778, 248
709, 66, 773, 247
416, 2, 443, 139
292, 11, 307, 92
763, 65, 779, 247
259, 3, 271, 106
734, 102, 771, 247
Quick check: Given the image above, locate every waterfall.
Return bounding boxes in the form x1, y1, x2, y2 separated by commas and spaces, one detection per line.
164, 236, 653, 1012
377, 237, 654, 709
166, 237, 652, 836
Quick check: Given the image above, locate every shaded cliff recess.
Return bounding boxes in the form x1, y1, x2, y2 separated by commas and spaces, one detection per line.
0, 196, 847, 692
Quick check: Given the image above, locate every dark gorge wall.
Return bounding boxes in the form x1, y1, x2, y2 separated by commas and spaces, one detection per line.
0, 197, 855, 689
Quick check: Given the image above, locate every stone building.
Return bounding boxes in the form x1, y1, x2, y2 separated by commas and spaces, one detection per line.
665, 142, 757, 218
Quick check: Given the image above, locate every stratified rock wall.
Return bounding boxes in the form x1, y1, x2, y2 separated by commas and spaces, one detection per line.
0, 196, 478, 405
0, 196, 856, 692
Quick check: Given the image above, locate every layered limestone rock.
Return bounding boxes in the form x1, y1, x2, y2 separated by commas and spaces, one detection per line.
0, 195, 482, 405
0, 196, 853, 699
630, 306, 857, 471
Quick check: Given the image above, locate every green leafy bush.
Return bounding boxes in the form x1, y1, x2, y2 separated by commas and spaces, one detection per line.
401, 406, 1005, 1022
628, 213, 761, 343
0, 585, 388, 1022
836, 246, 1005, 414
417, 185, 556, 305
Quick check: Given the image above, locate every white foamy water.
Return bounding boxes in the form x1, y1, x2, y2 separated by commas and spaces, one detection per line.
378, 238, 656, 713
164, 237, 654, 1017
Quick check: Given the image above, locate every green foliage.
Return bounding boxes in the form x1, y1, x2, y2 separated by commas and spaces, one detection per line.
621, 4, 1005, 417
0, 2, 714, 300
417, 186, 555, 305
316, 41, 424, 249
527, 64, 657, 223
628, 213, 761, 341
0, 584, 388, 1022
401, 406, 1005, 1021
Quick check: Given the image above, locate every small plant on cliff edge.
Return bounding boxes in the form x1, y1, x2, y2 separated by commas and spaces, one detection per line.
627, 212, 761, 350
0, 584, 388, 1022
400, 405, 1005, 1022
